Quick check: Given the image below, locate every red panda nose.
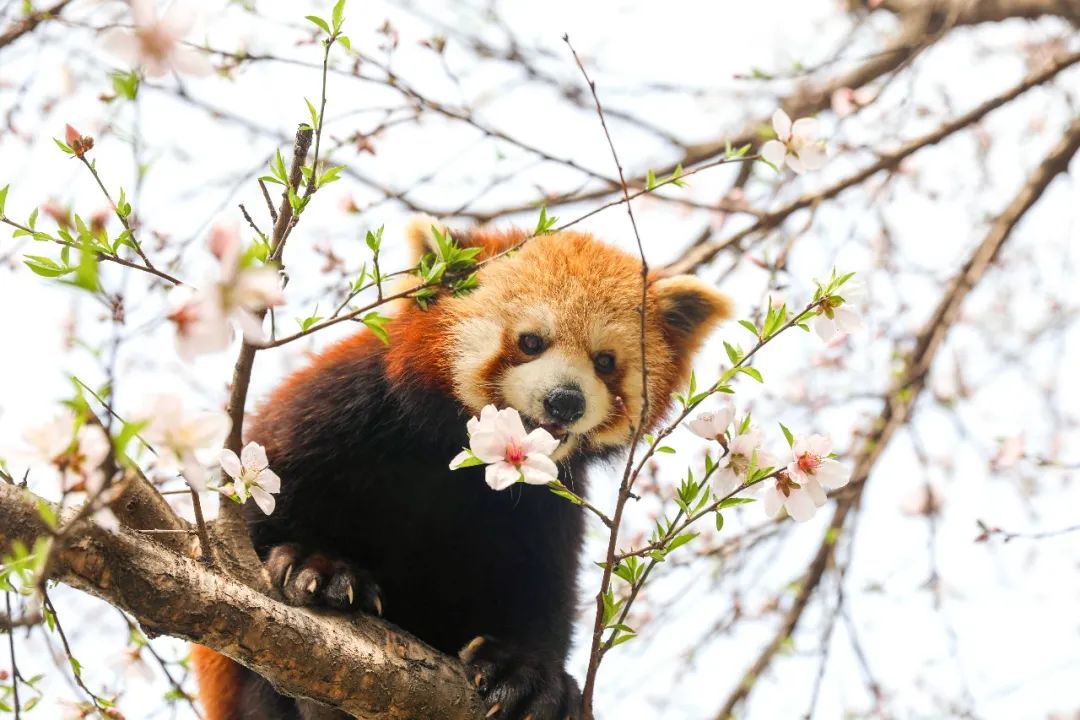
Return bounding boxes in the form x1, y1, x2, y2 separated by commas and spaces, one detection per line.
543, 386, 586, 425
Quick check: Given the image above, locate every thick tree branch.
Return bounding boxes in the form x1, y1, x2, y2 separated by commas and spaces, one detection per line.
0, 482, 488, 720
714, 115, 1080, 719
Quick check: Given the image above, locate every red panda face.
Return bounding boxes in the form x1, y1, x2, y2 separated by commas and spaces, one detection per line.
396, 220, 733, 461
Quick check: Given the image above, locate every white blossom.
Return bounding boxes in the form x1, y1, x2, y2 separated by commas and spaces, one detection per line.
218, 442, 281, 515
101, 0, 213, 78
168, 222, 283, 361
814, 279, 865, 341
19, 410, 110, 493
686, 399, 735, 441
140, 394, 230, 490
450, 405, 561, 490
760, 109, 825, 174
712, 427, 775, 496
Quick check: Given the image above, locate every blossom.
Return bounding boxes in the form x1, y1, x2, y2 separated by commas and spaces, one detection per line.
763, 434, 851, 522
140, 394, 230, 490
450, 405, 561, 490
713, 427, 775, 496
760, 109, 825, 174
20, 410, 110, 493
218, 442, 280, 515
686, 399, 735, 441
814, 279, 865, 341
167, 222, 283, 360
101, 0, 213, 78
63, 124, 94, 158
109, 646, 155, 683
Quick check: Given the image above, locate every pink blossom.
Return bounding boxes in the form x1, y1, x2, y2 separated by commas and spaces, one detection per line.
760, 109, 825, 174
450, 405, 561, 490
763, 434, 850, 522
101, 0, 213, 78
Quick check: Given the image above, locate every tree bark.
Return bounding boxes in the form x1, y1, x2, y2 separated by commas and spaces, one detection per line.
0, 482, 488, 720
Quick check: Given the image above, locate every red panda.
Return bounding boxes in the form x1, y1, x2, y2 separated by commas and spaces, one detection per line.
192, 218, 732, 720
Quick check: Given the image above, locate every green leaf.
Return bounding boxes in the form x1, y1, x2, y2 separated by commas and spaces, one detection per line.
548, 481, 584, 506
331, 0, 346, 31
272, 149, 287, 184
0, 184, 8, 216
304, 97, 319, 129
715, 511, 724, 531
305, 15, 330, 34
362, 312, 391, 345
645, 169, 657, 191
718, 496, 755, 509
450, 449, 485, 469
53, 137, 74, 155
655, 446, 676, 454
366, 226, 384, 253
738, 319, 760, 338
317, 165, 344, 187
534, 206, 558, 235
337, 34, 352, 51
779, 422, 794, 447
738, 366, 763, 383
110, 69, 139, 100
297, 314, 323, 332
666, 532, 698, 553
24, 255, 71, 278
723, 341, 742, 365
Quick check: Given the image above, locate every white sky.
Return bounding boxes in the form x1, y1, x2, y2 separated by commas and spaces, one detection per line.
1, 0, 1078, 718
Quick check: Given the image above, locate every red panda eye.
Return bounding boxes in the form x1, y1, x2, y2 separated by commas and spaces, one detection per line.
518, 333, 545, 355
594, 352, 616, 374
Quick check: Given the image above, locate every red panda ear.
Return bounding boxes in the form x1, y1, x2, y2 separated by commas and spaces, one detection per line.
404, 214, 451, 265
404, 214, 531, 264
651, 275, 734, 351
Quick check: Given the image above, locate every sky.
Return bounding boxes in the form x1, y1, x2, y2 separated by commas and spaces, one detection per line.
1, 0, 1078, 718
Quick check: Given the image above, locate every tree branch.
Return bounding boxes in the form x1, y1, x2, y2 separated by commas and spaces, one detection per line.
0, 482, 488, 720
713, 114, 1080, 719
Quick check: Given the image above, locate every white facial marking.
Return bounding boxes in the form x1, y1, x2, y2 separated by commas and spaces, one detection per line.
449, 316, 504, 412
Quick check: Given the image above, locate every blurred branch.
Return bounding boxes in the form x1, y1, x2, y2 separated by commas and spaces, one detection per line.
666, 49, 1080, 275
714, 114, 1080, 719
0, 0, 71, 49
0, 482, 489, 720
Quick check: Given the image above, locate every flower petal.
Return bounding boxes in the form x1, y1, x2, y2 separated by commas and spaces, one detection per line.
760, 139, 787, 168
524, 427, 560, 457
521, 454, 558, 484
469, 431, 507, 464
449, 450, 471, 469
763, 486, 784, 518
805, 478, 828, 507
785, 153, 806, 174
240, 442, 267, 470
219, 449, 242, 479
814, 314, 837, 340
771, 109, 792, 140
712, 468, 740, 497
257, 468, 281, 494
250, 486, 277, 516
816, 459, 850, 489
495, 407, 527, 441
485, 462, 520, 491
791, 117, 820, 143
784, 489, 817, 522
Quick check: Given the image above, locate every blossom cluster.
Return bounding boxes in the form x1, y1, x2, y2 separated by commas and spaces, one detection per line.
687, 398, 852, 522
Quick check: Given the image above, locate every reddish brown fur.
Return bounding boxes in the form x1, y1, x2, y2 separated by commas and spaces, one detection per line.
191, 645, 242, 720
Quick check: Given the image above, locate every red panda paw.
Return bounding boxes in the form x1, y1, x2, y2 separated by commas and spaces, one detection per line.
459, 636, 583, 720
264, 544, 383, 616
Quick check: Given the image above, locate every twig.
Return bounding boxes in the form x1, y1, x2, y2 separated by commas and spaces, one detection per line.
712, 114, 1080, 720
41, 590, 112, 713
563, 37, 652, 715
666, 49, 1080, 276
5, 592, 19, 719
